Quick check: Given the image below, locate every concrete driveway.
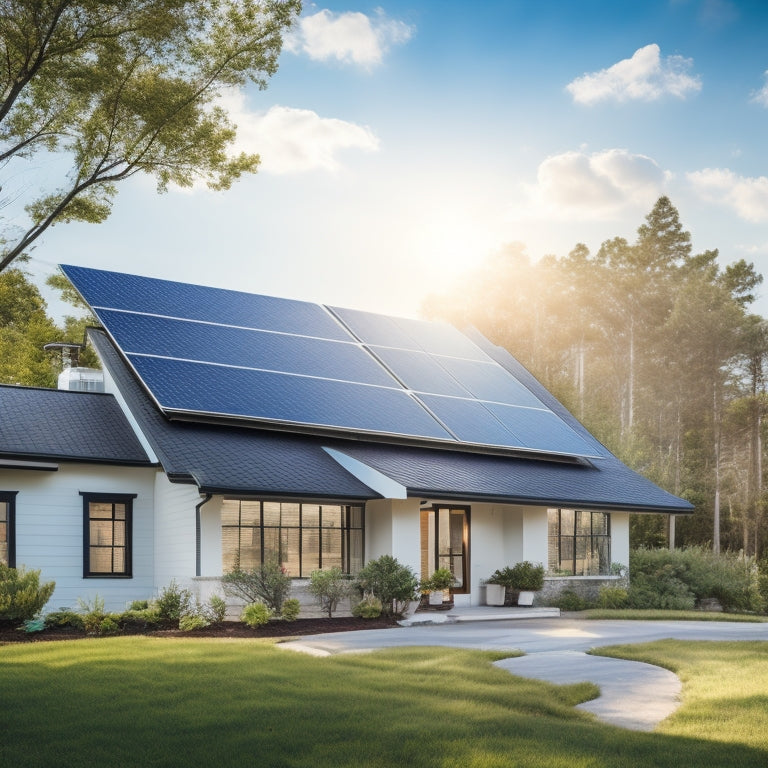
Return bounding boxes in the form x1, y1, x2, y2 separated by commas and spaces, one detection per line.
281, 617, 768, 731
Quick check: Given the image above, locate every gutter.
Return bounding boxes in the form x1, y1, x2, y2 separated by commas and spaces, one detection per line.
195, 494, 213, 577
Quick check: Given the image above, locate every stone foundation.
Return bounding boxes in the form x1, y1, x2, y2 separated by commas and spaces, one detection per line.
538, 575, 629, 605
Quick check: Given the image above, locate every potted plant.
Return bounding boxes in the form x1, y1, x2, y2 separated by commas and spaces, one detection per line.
422, 568, 455, 606
484, 569, 512, 606
509, 561, 545, 606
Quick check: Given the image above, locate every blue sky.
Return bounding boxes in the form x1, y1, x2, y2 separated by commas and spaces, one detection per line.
25, 0, 768, 320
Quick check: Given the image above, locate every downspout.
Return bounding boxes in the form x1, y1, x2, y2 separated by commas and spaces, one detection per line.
195, 494, 213, 577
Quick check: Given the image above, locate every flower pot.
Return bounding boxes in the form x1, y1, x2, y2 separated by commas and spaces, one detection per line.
428, 590, 444, 606
517, 590, 535, 606
485, 583, 506, 606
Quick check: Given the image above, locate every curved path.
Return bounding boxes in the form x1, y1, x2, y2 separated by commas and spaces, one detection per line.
281, 618, 768, 731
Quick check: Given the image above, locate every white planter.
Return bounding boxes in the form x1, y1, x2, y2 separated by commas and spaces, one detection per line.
428, 590, 444, 606
485, 584, 506, 606
517, 590, 535, 606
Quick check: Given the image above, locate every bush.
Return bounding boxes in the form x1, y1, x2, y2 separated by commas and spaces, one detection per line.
550, 589, 589, 611
352, 594, 382, 619
156, 581, 194, 624
179, 613, 210, 631
129, 599, 149, 610
241, 602, 272, 627
597, 586, 629, 609
0, 564, 55, 623
308, 567, 352, 617
421, 568, 455, 593
222, 558, 292, 614
204, 594, 227, 624
354, 556, 418, 616
280, 598, 300, 621
77, 594, 107, 634
627, 569, 695, 610
630, 547, 764, 613
44, 610, 85, 631
98, 616, 121, 635
487, 561, 545, 591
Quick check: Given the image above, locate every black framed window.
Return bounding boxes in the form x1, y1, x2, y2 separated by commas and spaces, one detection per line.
221, 500, 364, 577
0, 491, 17, 568
548, 508, 610, 576
81, 493, 135, 578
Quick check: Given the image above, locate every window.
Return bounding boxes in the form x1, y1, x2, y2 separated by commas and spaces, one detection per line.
221, 500, 364, 577
0, 492, 17, 568
548, 508, 610, 576
82, 493, 135, 577
420, 506, 470, 593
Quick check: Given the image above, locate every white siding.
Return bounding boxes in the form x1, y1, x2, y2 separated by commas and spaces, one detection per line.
153, 473, 201, 594
611, 512, 630, 570
4, 464, 156, 612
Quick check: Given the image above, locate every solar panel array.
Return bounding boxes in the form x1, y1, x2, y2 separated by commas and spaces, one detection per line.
61, 265, 602, 459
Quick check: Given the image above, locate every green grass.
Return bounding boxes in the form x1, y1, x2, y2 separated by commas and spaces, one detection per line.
580, 609, 768, 622
1, 637, 767, 767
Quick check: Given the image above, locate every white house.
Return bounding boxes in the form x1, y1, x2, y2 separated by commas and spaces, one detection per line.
0, 265, 693, 613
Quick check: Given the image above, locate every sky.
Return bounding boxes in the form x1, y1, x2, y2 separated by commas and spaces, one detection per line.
20, 0, 768, 322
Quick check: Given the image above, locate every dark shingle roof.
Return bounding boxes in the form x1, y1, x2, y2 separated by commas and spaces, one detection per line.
90, 330, 693, 513
0, 385, 151, 465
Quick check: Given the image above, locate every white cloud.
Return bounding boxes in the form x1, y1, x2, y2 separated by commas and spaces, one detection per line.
285, 8, 414, 67
566, 44, 702, 104
687, 168, 768, 222
750, 70, 768, 106
521, 149, 667, 219
218, 92, 379, 175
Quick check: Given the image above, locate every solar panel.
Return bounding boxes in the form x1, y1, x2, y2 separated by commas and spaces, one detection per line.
61, 265, 603, 459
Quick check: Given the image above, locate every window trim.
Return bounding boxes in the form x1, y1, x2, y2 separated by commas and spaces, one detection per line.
81, 492, 136, 579
548, 508, 611, 576
0, 491, 17, 568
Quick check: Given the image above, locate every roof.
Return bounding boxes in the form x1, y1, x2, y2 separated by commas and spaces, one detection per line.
91, 329, 693, 513
0, 385, 151, 466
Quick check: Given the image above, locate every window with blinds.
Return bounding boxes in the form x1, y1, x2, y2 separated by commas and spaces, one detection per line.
221, 500, 364, 577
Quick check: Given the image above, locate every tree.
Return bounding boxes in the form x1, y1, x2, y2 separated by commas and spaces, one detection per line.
0, 0, 300, 272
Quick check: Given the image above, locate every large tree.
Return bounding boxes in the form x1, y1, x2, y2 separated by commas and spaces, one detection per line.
0, 0, 300, 272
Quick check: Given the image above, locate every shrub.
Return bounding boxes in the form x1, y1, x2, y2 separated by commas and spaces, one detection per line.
280, 598, 300, 621
129, 599, 149, 611
627, 569, 695, 610
597, 586, 629, 609
77, 594, 107, 634
422, 568, 455, 593
308, 567, 352, 617
352, 594, 382, 619
98, 616, 121, 635
354, 555, 418, 616
204, 594, 227, 624
0, 564, 55, 623
241, 602, 272, 627
179, 613, 210, 632
222, 558, 292, 614
488, 562, 545, 591
44, 610, 85, 631
156, 581, 193, 624
550, 589, 589, 611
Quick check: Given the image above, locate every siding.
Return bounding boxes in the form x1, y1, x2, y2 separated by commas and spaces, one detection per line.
4, 464, 156, 612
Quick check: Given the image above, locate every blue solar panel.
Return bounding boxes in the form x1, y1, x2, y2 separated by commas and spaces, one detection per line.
484, 403, 599, 457
417, 395, 517, 447
63, 265, 603, 459
435, 356, 544, 407
128, 355, 453, 440
62, 265, 351, 341
370, 346, 471, 397
95, 309, 396, 387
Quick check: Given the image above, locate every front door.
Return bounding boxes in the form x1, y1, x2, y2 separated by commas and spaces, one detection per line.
420, 505, 470, 593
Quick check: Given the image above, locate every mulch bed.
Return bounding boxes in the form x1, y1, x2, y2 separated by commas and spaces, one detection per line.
0, 615, 402, 644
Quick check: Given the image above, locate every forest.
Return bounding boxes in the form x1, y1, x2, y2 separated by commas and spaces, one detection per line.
2, 197, 766, 556
425, 196, 767, 557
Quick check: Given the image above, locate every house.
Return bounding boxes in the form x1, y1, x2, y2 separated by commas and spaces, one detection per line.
0, 265, 693, 613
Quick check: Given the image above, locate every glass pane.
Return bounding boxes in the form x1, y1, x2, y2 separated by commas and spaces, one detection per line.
90, 502, 113, 519
302, 528, 320, 576
281, 529, 300, 577
0, 541, 7, 566
240, 501, 261, 527
114, 504, 126, 520
221, 527, 241, 571
113, 522, 125, 546
221, 499, 241, 526
348, 530, 363, 574
547, 508, 558, 538
0, 501, 7, 523
560, 508, 575, 536
575, 510, 591, 536
239, 528, 261, 570
302, 504, 320, 528
89, 548, 112, 572
90, 520, 113, 546
347, 506, 363, 529
281, 503, 301, 527
262, 502, 281, 526
593, 512, 609, 535
112, 548, 125, 572
322, 506, 342, 528
322, 528, 342, 570
263, 528, 281, 561
449, 511, 464, 553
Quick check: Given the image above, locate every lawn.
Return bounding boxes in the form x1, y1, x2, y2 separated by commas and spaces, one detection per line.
1, 636, 767, 767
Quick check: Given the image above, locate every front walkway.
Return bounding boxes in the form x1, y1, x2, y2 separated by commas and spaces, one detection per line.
282, 615, 768, 731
